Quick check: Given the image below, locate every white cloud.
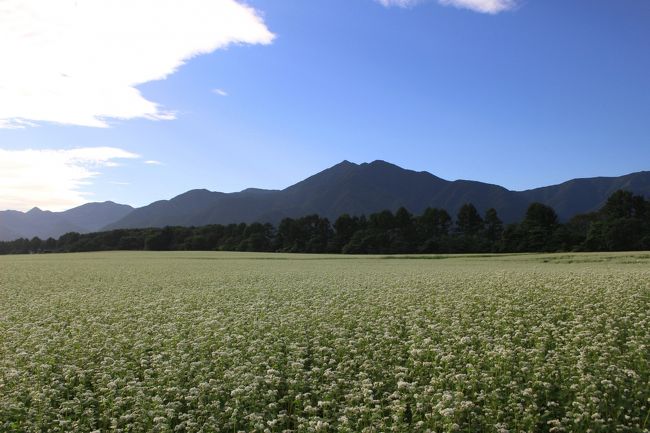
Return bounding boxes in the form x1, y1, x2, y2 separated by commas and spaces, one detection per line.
212, 88, 229, 97
144, 160, 164, 165
0, 147, 138, 211
0, 0, 274, 128
376, 0, 424, 7
377, 0, 517, 13
438, 0, 516, 13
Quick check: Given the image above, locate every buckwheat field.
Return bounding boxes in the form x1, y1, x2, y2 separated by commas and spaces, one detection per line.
1, 252, 648, 433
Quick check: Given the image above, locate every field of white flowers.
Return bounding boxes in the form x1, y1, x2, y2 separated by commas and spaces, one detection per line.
1, 252, 648, 433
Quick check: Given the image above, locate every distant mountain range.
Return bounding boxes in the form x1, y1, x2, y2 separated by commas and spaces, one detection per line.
0, 202, 133, 241
2, 160, 650, 241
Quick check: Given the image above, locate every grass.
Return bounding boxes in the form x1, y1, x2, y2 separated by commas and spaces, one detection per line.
1, 251, 648, 432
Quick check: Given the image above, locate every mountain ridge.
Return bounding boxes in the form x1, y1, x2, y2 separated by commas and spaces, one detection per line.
105, 161, 650, 231
0, 201, 134, 241
2, 161, 649, 241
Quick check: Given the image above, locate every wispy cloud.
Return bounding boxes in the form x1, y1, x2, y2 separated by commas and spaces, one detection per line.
0, 147, 138, 211
438, 0, 517, 14
0, 0, 274, 128
376, 0, 424, 7
144, 160, 164, 166
212, 88, 229, 97
377, 0, 517, 14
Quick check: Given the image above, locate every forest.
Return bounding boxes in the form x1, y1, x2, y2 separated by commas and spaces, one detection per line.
1, 190, 648, 255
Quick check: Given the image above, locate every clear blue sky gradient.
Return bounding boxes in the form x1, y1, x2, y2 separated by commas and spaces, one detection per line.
3, 0, 650, 207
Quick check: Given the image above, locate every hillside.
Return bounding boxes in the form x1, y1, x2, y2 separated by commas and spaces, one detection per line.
4, 161, 650, 240
106, 161, 650, 230
0, 202, 133, 241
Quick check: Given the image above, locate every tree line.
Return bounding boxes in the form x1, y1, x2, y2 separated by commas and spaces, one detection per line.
1, 190, 649, 255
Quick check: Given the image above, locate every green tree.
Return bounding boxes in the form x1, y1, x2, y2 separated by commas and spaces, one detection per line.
520, 203, 559, 251
456, 203, 484, 237
602, 190, 647, 220
144, 226, 173, 251
239, 223, 273, 251
417, 208, 451, 253
483, 208, 503, 243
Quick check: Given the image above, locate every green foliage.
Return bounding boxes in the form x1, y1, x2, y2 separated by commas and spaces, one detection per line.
455, 203, 484, 237
276, 215, 333, 253
520, 203, 560, 252
416, 207, 452, 253
585, 191, 650, 251
602, 190, 647, 220
483, 208, 503, 242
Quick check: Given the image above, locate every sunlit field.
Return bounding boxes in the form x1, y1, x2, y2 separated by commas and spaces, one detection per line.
1, 252, 648, 433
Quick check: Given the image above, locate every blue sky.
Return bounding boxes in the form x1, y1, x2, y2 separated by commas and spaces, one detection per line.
1, 0, 649, 210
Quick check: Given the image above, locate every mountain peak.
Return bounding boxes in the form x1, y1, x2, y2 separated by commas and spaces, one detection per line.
71, 201, 131, 210
174, 189, 215, 199
4, 161, 650, 242
362, 160, 403, 170
240, 188, 277, 195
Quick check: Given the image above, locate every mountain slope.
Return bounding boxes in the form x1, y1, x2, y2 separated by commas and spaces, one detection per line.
5, 162, 650, 240
106, 189, 227, 229
62, 202, 135, 232
106, 160, 650, 231
108, 160, 538, 229
257, 160, 530, 222
519, 171, 650, 220
0, 202, 133, 241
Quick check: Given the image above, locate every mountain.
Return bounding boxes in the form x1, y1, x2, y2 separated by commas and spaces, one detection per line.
0, 202, 133, 241
4, 161, 649, 241
252, 160, 531, 223
60, 202, 136, 232
98, 190, 227, 229
105, 160, 650, 231
520, 171, 650, 221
